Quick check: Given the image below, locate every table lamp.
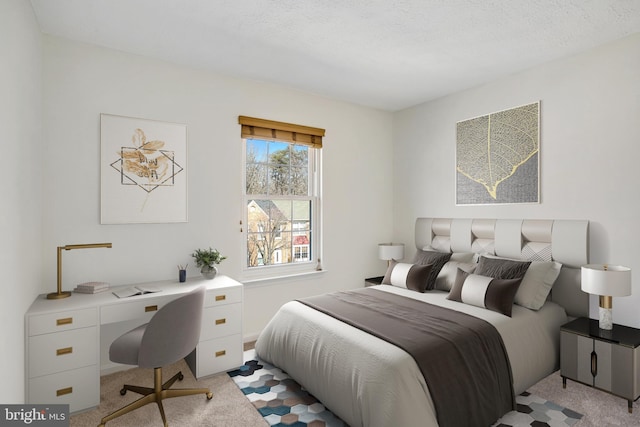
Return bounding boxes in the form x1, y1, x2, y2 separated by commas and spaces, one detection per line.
48, 242, 113, 299
378, 243, 404, 266
581, 264, 631, 330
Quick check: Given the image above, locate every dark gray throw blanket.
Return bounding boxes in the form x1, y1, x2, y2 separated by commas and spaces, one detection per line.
298, 288, 515, 427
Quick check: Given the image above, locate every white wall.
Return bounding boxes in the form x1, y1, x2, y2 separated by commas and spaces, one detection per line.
15, 8, 638, 406
393, 34, 640, 328
41, 36, 394, 341
0, 0, 43, 403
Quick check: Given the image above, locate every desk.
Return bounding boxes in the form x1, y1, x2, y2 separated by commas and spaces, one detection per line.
25, 275, 243, 413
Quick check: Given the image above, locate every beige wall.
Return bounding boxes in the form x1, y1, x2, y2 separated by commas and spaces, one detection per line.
393, 34, 640, 327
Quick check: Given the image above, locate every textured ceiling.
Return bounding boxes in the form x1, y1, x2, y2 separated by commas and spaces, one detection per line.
30, 0, 640, 111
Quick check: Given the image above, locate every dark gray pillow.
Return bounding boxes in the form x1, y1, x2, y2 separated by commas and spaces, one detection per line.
382, 260, 433, 293
447, 268, 522, 317
475, 256, 531, 279
411, 250, 452, 290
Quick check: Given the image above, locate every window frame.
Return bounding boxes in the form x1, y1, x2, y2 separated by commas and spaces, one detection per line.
241, 137, 322, 281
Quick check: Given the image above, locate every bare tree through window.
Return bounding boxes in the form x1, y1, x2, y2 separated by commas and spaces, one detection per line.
245, 139, 312, 268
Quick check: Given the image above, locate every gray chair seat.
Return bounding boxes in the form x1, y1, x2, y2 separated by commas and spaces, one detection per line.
99, 286, 212, 427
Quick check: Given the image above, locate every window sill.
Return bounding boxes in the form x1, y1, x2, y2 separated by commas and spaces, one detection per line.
241, 269, 326, 287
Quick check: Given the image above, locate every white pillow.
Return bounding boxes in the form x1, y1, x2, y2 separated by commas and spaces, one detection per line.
435, 261, 477, 291
450, 252, 476, 263
516, 260, 562, 310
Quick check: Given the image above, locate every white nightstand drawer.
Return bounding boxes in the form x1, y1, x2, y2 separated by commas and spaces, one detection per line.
28, 308, 97, 336
28, 365, 99, 413
204, 285, 242, 307
193, 334, 242, 378
200, 303, 242, 341
100, 295, 175, 325
28, 327, 97, 378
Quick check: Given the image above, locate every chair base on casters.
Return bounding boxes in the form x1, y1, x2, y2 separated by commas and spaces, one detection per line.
98, 367, 213, 427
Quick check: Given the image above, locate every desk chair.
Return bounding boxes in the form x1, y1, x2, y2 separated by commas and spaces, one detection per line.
99, 286, 212, 427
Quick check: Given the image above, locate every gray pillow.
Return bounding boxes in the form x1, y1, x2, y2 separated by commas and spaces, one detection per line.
475, 256, 531, 280
411, 250, 452, 290
382, 260, 434, 292
481, 255, 562, 310
447, 268, 522, 317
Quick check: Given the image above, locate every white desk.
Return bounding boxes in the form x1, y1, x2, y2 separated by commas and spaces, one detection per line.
25, 275, 243, 413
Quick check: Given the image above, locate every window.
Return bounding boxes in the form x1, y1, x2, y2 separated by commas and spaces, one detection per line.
240, 116, 324, 278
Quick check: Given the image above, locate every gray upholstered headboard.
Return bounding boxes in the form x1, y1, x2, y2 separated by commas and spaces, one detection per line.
415, 218, 589, 318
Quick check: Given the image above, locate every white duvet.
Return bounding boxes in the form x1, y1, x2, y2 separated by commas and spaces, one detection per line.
255, 285, 567, 427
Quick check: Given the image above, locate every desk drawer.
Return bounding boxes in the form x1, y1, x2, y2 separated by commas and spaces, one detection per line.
194, 334, 242, 378
100, 295, 175, 325
204, 285, 242, 307
28, 327, 97, 378
28, 308, 97, 336
28, 365, 99, 413
200, 303, 242, 341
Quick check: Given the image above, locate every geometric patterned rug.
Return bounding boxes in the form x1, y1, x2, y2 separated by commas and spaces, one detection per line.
492, 391, 582, 427
228, 359, 346, 426
229, 359, 582, 427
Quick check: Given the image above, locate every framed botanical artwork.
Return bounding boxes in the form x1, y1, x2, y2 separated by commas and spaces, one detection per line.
455, 101, 540, 205
100, 114, 187, 224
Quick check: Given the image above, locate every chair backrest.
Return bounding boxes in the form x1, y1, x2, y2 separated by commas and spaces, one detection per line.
138, 286, 206, 368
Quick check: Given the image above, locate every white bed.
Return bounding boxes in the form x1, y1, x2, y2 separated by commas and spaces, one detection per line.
255, 218, 589, 427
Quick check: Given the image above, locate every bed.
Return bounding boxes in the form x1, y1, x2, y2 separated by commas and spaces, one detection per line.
255, 218, 589, 427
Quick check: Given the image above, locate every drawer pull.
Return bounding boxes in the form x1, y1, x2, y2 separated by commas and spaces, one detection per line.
56, 387, 73, 397
215, 350, 226, 358
56, 347, 73, 356
145, 305, 158, 312
215, 318, 226, 325
215, 295, 226, 302
591, 350, 598, 378
56, 317, 73, 326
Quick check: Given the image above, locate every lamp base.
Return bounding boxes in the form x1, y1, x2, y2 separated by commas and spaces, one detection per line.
47, 291, 72, 300
598, 306, 613, 330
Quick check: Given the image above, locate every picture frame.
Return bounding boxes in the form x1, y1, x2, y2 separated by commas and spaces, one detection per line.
100, 114, 187, 224
455, 101, 540, 205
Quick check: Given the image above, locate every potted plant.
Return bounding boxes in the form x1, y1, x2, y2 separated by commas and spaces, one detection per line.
192, 247, 227, 279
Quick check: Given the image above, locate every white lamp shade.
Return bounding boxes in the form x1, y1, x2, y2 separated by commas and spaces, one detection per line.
581, 264, 632, 297
378, 243, 404, 261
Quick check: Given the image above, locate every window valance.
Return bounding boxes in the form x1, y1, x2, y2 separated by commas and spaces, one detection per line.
239, 116, 324, 148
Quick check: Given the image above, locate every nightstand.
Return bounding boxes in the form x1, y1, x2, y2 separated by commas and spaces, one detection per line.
364, 276, 384, 287
560, 317, 640, 413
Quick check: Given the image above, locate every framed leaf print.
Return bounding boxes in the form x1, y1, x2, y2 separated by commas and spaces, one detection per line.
101, 114, 187, 223
456, 102, 540, 205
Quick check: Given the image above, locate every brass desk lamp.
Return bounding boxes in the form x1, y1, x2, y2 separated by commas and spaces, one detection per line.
47, 243, 113, 300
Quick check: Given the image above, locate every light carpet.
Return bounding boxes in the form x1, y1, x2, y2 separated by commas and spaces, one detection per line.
69, 359, 267, 427
229, 358, 582, 427
71, 352, 640, 426
528, 371, 640, 427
